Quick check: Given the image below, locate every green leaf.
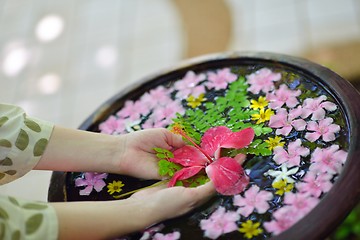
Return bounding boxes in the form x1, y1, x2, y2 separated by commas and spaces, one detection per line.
11, 230, 21, 240
33, 138, 48, 157
0, 207, 9, 220
158, 159, 182, 177
0, 139, 11, 148
15, 129, 29, 151
23, 203, 48, 210
26, 214, 43, 234
24, 119, 41, 132
8, 196, 20, 206
0, 116, 8, 128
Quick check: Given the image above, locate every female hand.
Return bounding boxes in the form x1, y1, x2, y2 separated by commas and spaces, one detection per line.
130, 181, 216, 223
116, 128, 185, 179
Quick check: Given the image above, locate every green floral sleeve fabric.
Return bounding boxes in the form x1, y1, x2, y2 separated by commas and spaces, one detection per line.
0, 195, 58, 240
0, 104, 54, 184
0, 104, 58, 239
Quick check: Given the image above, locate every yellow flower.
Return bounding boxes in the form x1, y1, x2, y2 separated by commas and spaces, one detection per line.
265, 136, 285, 151
107, 180, 125, 195
239, 220, 263, 239
251, 108, 274, 124
250, 96, 268, 110
187, 94, 206, 108
272, 179, 294, 196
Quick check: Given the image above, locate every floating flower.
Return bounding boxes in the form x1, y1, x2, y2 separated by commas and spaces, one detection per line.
269, 107, 306, 136
174, 71, 206, 98
187, 93, 206, 108
168, 125, 254, 195
296, 171, 333, 197
75, 172, 108, 196
233, 185, 273, 217
116, 100, 149, 120
99, 116, 126, 135
251, 108, 274, 124
239, 220, 263, 239
309, 145, 347, 174
265, 136, 285, 151
263, 206, 300, 235
283, 192, 319, 217
272, 179, 294, 196
301, 95, 337, 120
140, 86, 172, 108
107, 180, 125, 195
305, 117, 340, 142
153, 231, 181, 240
273, 139, 310, 167
152, 101, 185, 122
206, 68, 237, 90
250, 96, 269, 110
246, 68, 281, 94
266, 84, 301, 109
200, 206, 240, 239
265, 165, 299, 184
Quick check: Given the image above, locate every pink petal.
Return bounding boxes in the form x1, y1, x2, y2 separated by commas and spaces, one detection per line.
94, 180, 106, 192
221, 128, 255, 149
79, 185, 93, 196
238, 206, 254, 217
205, 157, 249, 195
321, 101, 337, 111
170, 145, 208, 167
305, 132, 320, 142
292, 119, 306, 131
322, 132, 336, 142
201, 126, 232, 156
275, 126, 292, 136
168, 166, 204, 187
311, 109, 326, 120
306, 121, 318, 131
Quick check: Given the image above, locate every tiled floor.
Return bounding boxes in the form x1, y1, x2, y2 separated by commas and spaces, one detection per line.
1, 0, 359, 202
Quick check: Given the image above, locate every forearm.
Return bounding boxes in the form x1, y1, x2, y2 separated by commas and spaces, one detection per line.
51, 199, 158, 240
35, 126, 123, 173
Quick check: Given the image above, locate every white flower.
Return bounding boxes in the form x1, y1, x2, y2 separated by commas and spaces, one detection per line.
264, 165, 299, 183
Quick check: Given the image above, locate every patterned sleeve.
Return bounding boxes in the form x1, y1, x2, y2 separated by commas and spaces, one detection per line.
0, 104, 54, 184
0, 104, 58, 239
0, 195, 58, 240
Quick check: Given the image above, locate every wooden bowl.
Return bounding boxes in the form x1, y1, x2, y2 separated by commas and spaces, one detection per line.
48, 52, 360, 240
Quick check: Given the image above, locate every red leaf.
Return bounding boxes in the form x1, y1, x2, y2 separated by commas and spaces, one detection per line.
169, 145, 209, 167
221, 127, 255, 149
205, 157, 249, 195
168, 166, 204, 187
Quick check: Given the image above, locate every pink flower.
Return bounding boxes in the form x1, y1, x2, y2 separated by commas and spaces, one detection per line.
246, 68, 281, 94
233, 185, 273, 217
263, 206, 301, 235
273, 139, 310, 167
75, 172, 108, 196
200, 206, 240, 239
140, 86, 173, 108
269, 107, 306, 136
301, 95, 337, 120
169, 126, 254, 195
153, 232, 181, 240
305, 118, 340, 142
152, 100, 185, 122
283, 192, 319, 217
309, 145, 347, 174
266, 84, 301, 109
99, 116, 126, 134
174, 71, 206, 98
296, 171, 333, 197
205, 68, 237, 90
116, 100, 149, 120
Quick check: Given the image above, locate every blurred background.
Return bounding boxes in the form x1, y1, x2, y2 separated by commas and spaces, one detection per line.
0, 0, 359, 213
